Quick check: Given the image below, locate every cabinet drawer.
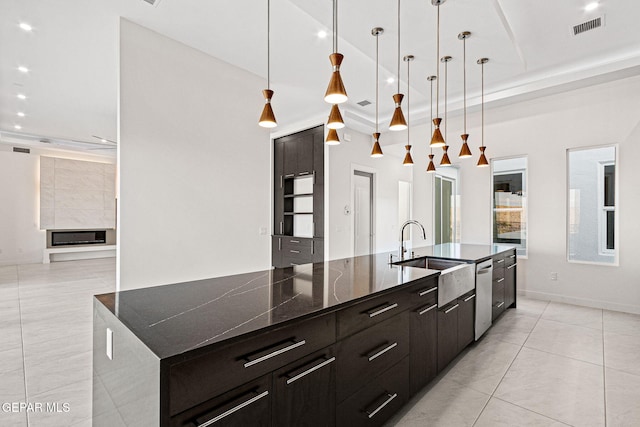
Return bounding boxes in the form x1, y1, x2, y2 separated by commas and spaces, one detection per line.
505, 252, 517, 267
281, 237, 313, 253
406, 277, 438, 308
493, 266, 505, 281
336, 357, 409, 427
273, 346, 336, 427
171, 374, 271, 427
336, 312, 409, 403
337, 289, 411, 340
281, 251, 313, 266
169, 314, 336, 416
492, 281, 505, 320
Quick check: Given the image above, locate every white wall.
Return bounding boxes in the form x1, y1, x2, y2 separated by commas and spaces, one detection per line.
407, 75, 640, 314
0, 144, 115, 265
118, 20, 271, 290
327, 127, 413, 259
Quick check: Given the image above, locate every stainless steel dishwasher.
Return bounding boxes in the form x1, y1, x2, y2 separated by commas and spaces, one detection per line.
475, 259, 493, 340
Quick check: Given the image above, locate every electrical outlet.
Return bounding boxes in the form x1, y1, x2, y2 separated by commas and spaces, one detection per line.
550, 272, 558, 281
106, 328, 113, 360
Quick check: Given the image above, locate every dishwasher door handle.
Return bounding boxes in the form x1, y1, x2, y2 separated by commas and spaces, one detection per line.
477, 268, 492, 275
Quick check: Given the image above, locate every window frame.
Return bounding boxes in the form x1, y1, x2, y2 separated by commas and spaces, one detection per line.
566, 144, 619, 266
490, 156, 528, 258
598, 160, 615, 256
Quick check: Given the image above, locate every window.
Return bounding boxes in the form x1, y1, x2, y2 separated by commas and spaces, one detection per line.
568, 146, 617, 264
434, 168, 460, 244
492, 157, 527, 256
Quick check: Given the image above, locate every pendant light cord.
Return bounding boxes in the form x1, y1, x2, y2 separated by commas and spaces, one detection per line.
397, 0, 401, 94
429, 77, 434, 154
375, 32, 379, 134
481, 61, 485, 148
267, 0, 270, 89
463, 37, 467, 134
435, 5, 440, 117
444, 58, 447, 141
333, 0, 338, 54
407, 58, 410, 143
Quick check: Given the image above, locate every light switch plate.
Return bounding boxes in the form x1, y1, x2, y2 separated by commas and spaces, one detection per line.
106, 328, 113, 360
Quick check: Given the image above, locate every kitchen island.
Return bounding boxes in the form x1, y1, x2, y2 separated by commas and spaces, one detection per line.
93, 244, 515, 426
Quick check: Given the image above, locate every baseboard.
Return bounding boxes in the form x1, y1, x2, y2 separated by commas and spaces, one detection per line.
520, 289, 640, 315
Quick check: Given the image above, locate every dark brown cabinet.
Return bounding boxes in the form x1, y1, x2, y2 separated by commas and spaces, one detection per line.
504, 255, 517, 309
457, 290, 476, 352
273, 126, 324, 268
409, 298, 438, 395
273, 347, 336, 427
492, 250, 517, 320
437, 300, 459, 372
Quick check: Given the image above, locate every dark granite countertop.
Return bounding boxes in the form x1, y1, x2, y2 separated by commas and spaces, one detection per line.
95, 252, 440, 360
94, 243, 514, 360
402, 243, 516, 263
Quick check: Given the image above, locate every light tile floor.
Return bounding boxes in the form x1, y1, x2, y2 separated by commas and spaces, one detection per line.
1, 259, 639, 426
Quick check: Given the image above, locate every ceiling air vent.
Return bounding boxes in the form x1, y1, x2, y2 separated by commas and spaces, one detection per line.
357, 100, 372, 107
573, 15, 604, 36
13, 147, 30, 154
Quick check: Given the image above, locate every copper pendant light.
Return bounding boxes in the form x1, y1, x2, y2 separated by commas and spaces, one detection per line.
326, 128, 340, 145
477, 57, 489, 167
458, 31, 472, 158
371, 27, 384, 158
402, 54, 414, 166
426, 75, 437, 173
389, 0, 407, 131
439, 55, 452, 167
324, 0, 347, 104
258, 0, 277, 128
327, 104, 345, 129
430, 0, 447, 147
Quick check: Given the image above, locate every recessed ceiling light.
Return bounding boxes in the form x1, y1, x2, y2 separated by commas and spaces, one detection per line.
317, 30, 328, 39
585, 2, 599, 11
18, 66, 29, 73
17, 112, 25, 117
101, 139, 108, 143
19, 22, 32, 32
14, 125, 22, 130
17, 93, 26, 100
387, 77, 395, 84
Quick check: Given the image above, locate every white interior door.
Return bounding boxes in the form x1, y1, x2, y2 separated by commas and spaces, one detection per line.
354, 171, 373, 256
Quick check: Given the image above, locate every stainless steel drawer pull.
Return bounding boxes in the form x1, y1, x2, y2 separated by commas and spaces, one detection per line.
289, 240, 300, 243
286, 357, 336, 385
197, 390, 269, 427
445, 303, 460, 314
496, 259, 505, 264
497, 278, 505, 283
366, 393, 398, 419
419, 286, 438, 297
464, 294, 476, 302
367, 303, 399, 318
497, 302, 505, 308
289, 250, 300, 254
284, 174, 295, 178
243, 340, 306, 368
507, 264, 517, 270
419, 303, 438, 315
509, 254, 516, 259
299, 171, 310, 176
367, 342, 398, 362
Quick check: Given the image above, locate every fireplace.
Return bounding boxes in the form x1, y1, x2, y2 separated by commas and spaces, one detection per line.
51, 230, 107, 246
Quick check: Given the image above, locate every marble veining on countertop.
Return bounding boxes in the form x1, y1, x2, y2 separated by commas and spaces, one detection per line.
95, 252, 439, 359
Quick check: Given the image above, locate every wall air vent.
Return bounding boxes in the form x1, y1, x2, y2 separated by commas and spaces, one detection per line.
141, 0, 161, 6
13, 147, 30, 154
357, 100, 372, 107
573, 15, 604, 36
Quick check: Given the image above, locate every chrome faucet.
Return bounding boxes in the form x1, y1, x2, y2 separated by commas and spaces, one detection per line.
399, 220, 427, 261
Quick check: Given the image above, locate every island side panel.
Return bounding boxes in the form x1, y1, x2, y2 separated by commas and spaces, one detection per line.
93, 299, 161, 426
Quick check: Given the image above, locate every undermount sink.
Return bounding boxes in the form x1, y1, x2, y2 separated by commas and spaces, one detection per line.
397, 257, 475, 306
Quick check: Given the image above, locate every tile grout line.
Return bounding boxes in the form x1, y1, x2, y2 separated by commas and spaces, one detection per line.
491, 396, 574, 426
15, 265, 30, 427
472, 300, 556, 427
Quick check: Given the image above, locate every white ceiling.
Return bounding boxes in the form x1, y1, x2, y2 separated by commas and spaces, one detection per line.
1, 0, 639, 154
